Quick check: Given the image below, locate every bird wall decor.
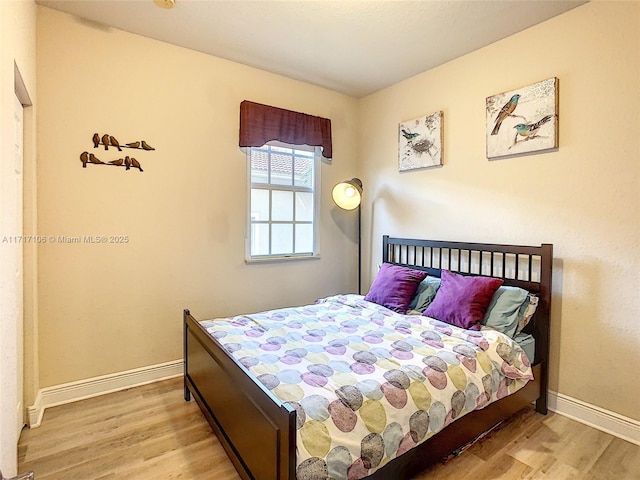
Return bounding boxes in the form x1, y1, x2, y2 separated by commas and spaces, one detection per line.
398, 111, 443, 171
486, 77, 559, 160
92, 133, 155, 151
79, 132, 156, 171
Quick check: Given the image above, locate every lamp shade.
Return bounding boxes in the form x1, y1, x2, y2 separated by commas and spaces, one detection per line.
332, 178, 363, 210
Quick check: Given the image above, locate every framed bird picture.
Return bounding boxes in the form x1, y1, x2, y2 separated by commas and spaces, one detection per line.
486, 77, 558, 160
398, 111, 443, 172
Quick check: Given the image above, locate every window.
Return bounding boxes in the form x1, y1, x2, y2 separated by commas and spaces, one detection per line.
247, 142, 319, 260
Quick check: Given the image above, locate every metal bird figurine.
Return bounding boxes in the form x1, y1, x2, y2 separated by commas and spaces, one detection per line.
513, 115, 553, 140
82, 135, 155, 169
80, 151, 89, 168
89, 153, 104, 164
130, 157, 143, 172
109, 135, 122, 151
401, 128, 420, 141
491, 94, 520, 135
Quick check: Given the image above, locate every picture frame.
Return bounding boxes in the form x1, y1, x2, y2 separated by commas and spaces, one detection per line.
486, 77, 558, 160
398, 111, 443, 172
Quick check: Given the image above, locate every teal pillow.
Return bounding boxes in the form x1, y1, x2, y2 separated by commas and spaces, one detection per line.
408, 276, 441, 312
482, 286, 530, 338
515, 294, 539, 334
514, 332, 535, 363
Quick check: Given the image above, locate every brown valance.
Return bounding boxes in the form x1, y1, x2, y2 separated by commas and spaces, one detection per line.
239, 100, 332, 159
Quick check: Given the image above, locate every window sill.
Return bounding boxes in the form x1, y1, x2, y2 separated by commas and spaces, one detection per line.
245, 254, 321, 264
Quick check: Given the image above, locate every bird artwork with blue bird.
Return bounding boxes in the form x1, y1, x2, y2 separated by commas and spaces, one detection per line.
487, 77, 558, 159
399, 111, 443, 170
491, 94, 520, 135
513, 115, 553, 141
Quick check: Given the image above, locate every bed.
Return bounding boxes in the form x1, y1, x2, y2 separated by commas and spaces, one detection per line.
183, 236, 553, 480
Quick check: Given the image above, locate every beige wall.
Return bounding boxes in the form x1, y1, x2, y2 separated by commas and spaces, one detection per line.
35, 2, 640, 421
36, 7, 359, 388
358, 1, 639, 420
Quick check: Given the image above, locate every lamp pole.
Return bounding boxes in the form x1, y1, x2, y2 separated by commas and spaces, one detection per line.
331, 177, 363, 295
358, 204, 361, 295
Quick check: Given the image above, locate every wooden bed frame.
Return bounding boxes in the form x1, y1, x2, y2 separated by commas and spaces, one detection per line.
184, 236, 553, 480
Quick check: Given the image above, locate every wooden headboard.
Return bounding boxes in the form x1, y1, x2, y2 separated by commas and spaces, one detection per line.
382, 235, 553, 413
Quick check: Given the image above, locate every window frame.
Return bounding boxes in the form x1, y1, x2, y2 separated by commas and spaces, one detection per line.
245, 141, 321, 263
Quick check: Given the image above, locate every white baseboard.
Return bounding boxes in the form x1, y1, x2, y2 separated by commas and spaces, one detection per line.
26, 364, 639, 447
548, 390, 640, 446
27, 360, 183, 428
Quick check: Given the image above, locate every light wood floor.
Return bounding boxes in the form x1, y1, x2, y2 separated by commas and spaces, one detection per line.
18, 377, 640, 480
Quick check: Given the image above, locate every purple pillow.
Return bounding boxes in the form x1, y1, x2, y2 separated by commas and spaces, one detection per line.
423, 270, 503, 330
364, 263, 427, 313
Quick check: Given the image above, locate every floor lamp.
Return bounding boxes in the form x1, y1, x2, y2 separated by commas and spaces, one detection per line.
332, 178, 363, 294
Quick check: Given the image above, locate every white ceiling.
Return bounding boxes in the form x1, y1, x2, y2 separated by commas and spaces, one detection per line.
36, 0, 586, 98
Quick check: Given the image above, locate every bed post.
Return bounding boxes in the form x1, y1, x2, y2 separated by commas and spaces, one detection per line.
536, 244, 553, 414
382, 235, 390, 263
183, 309, 191, 402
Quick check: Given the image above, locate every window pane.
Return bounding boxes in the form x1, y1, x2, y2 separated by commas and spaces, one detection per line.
251, 188, 270, 221
272, 190, 293, 221
247, 143, 317, 259
251, 223, 270, 256
295, 224, 313, 254
295, 192, 313, 222
294, 156, 314, 188
250, 149, 269, 184
272, 224, 293, 255
270, 152, 293, 186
